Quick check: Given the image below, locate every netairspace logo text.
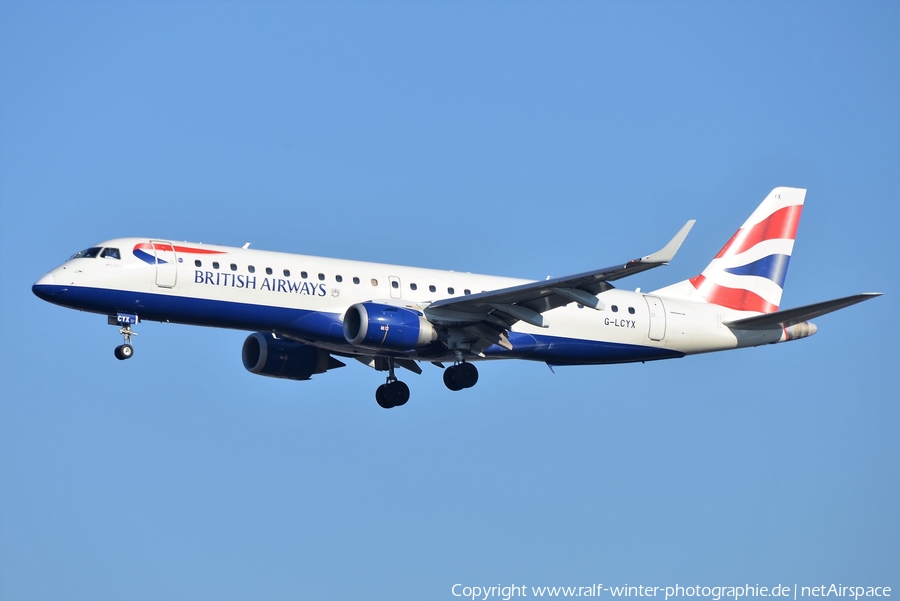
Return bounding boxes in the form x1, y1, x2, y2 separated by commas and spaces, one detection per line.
450, 584, 892, 601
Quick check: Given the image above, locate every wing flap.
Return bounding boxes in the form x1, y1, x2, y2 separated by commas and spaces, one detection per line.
354, 355, 423, 374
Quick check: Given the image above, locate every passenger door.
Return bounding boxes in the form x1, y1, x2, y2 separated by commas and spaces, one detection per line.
151, 240, 178, 288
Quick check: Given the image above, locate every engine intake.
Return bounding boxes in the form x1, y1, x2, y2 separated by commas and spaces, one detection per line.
242, 332, 344, 380
343, 303, 438, 350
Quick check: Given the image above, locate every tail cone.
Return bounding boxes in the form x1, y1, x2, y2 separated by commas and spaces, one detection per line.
780, 321, 817, 342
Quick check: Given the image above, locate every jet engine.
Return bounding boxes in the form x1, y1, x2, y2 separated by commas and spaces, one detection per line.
242, 332, 345, 380
343, 303, 438, 351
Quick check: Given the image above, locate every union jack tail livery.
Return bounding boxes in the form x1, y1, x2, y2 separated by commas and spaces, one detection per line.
688, 186, 806, 314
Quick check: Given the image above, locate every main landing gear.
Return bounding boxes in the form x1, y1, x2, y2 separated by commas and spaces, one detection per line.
114, 323, 137, 361
443, 361, 479, 391
373, 356, 480, 409
375, 357, 410, 409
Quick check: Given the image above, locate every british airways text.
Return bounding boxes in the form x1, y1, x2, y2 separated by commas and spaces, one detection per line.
194, 270, 327, 296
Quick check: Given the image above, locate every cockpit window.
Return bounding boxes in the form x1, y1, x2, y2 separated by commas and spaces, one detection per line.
71, 247, 102, 259
100, 248, 120, 260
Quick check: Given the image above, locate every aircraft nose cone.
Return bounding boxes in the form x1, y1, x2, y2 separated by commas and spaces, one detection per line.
35, 272, 55, 286
32, 272, 59, 301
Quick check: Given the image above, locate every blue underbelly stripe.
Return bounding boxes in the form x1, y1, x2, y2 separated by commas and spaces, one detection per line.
33, 284, 684, 365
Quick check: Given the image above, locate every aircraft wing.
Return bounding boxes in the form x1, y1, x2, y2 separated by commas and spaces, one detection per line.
424, 220, 695, 332
724, 292, 882, 330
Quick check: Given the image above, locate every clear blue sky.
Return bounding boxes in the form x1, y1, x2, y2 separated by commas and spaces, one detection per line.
1, 2, 897, 600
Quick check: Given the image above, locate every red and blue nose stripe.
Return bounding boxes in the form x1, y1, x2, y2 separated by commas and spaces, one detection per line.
133, 243, 225, 265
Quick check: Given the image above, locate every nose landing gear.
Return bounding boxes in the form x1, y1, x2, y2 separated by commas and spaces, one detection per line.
114, 322, 137, 361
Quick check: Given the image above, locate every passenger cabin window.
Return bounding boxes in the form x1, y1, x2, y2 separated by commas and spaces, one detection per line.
318, 273, 325, 281
353, 277, 360, 284
410, 283, 417, 291
248, 265, 255, 273
100, 248, 120, 260
448, 287, 455, 294
429, 285, 436, 292
628, 307, 635, 314
301, 271, 308, 279
283, 269, 291, 277
230, 263, 237, 271
371, 279, 378, 286
392, 280, 399, 289
212, 262, 220, 269
611, 305, 618, 312
71, 247, 102, 259
194, 260, 202, 267
464, 289, 471, 295
266, 267, 273, 275
335, 275, 343, 283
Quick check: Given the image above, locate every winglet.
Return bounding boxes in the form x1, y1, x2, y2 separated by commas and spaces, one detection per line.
640, 220, 695, 264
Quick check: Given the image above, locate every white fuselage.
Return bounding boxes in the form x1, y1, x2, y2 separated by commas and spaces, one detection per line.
33, 237, 782, 366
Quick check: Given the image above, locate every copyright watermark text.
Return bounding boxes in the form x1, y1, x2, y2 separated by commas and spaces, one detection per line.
450, 584, 892, 600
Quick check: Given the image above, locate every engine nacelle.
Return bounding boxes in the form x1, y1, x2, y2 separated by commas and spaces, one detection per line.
343, 303, 438, 351
242, 332, 344, 380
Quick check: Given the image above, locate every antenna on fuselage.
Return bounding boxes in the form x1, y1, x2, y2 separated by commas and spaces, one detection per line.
242, 242, 251, 249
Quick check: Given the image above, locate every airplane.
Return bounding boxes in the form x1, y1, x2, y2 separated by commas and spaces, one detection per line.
32, 187, 880, 409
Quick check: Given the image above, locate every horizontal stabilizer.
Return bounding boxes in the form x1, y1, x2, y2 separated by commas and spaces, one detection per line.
724, 292, 881, 330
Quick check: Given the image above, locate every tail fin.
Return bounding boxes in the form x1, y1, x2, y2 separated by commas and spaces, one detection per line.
654, 187, 806, 313
691, 187, 806, 313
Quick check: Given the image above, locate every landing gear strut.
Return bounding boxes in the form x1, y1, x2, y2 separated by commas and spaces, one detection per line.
114, 323, 137, 361
443, 361, 478, 391
375, 357, 410, 409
